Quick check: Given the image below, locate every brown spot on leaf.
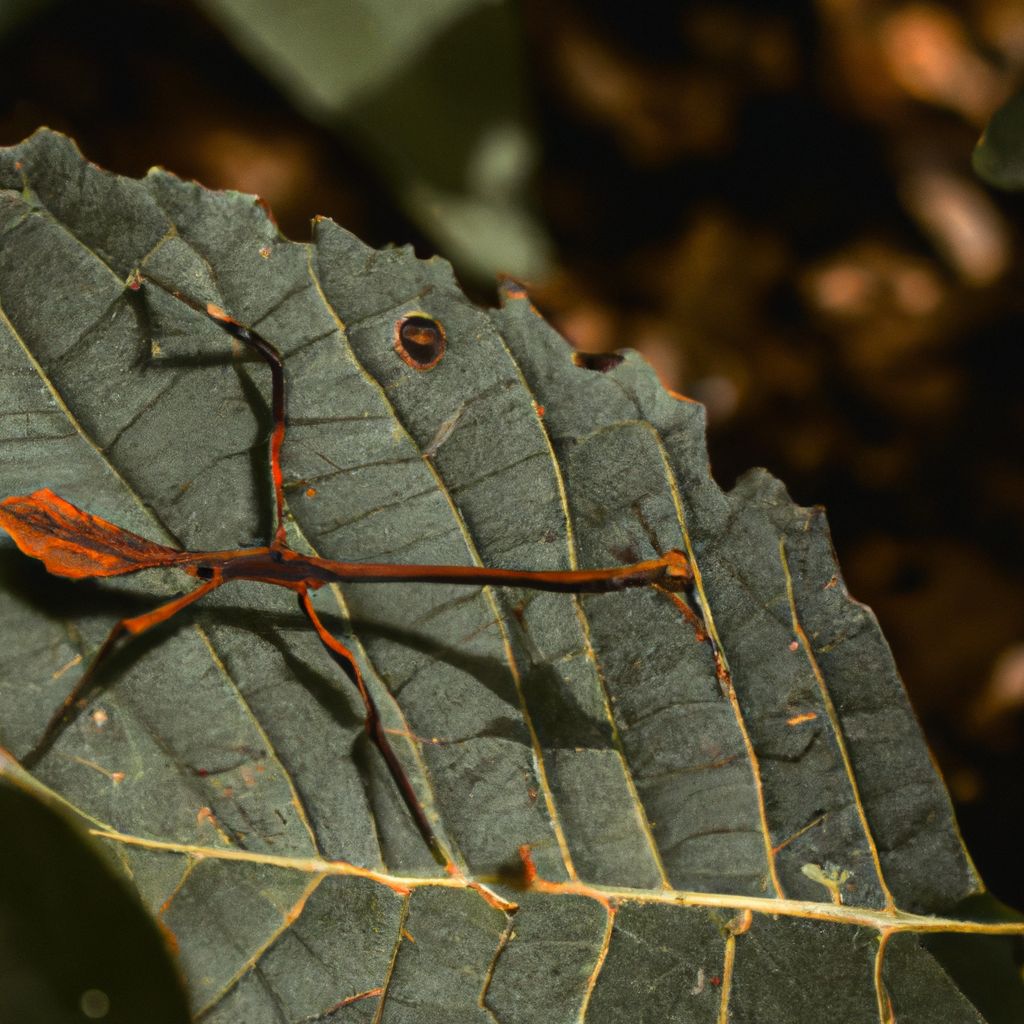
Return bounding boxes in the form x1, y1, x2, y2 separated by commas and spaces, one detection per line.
395, 314, 446, 370
326, 989, 384, 1013
787, 711, 818, 726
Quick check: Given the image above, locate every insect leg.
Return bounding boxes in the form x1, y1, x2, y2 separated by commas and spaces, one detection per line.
202, 304, 288, 550
23, 577, 225, 769
151, 285, 289, 549
296, 587, 452, 870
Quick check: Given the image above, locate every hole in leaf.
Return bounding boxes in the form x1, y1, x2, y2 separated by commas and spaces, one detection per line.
395, 314, 446, 370
572, 351, 624, 372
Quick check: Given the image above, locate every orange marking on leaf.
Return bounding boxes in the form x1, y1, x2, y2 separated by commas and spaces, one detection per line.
401, 928, 416, 944
157, 919, 181, 957
284, 898, 308, 926
72, 756, 123, 784
205, 302, 233, 324
468, 879, 518, 913
519, 844, 538, 886
52, 653, 83, 680
730, 909, 753, 935
328, 988, 384, 1012
666, 387, 699, 404
518, 845, 613, 910
656, 587, 708, 642
787, 712, 818, 726
712, 650, 729, 688
382, 725, 442, 745
196, 805, 234, 846
0, 489, 188, 579
498, 277, 530, 301
255, 195, 279, 228
378, 877, 412, 897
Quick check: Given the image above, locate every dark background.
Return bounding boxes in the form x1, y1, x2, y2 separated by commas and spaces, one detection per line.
2, 0, 1021, 910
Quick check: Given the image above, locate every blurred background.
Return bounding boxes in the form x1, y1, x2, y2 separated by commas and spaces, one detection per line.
1, 0, 1022, 909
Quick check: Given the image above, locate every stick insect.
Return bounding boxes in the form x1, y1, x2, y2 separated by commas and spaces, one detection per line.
0, 285, 692, 866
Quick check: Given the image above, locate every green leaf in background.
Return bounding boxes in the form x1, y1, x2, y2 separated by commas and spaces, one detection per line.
194, 0, 551, 281
0, 764, 190, 1024
974, 90, 1024, 190
0, 129, 1022, 1022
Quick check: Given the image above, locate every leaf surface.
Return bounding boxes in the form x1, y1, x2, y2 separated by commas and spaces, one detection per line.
0, 130, 1019, 1023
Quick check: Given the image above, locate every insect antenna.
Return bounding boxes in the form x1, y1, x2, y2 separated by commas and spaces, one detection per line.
159, 286, 289, 550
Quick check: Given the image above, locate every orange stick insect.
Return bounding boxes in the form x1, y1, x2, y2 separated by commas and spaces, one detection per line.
0, 286, 692, 865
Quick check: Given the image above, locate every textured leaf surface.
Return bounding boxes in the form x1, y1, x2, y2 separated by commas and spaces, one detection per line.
0, 130, 1019, 1023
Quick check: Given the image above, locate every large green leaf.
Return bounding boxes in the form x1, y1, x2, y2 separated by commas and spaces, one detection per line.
0, 772, 191, 1024
195, 0, 550, 280
0, 130, 1020, 1022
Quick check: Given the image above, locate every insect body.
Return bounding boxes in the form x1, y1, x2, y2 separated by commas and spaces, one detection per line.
0, 289, 692, 865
